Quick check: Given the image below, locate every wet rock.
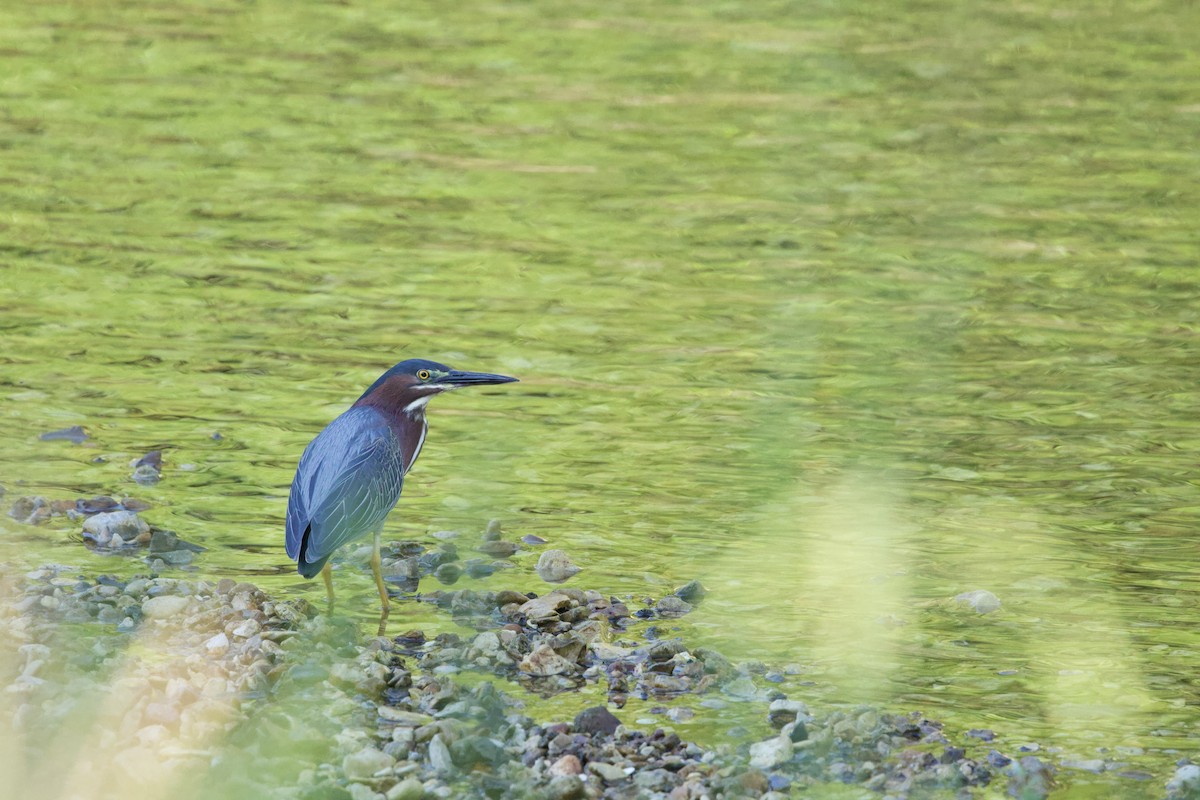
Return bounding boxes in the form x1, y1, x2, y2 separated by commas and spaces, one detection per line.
520, 644, 576, 676
549, 754, 582, 777
40, 425, 89, 443
10, 496, 51, 525
149, 530, 205, 553
428, 733, 453, 774
1008, 755, 1055, 800
477, 540, 519, 558
673, 580, 707, 604
546, 775, 584, 800
83, 511, 150, 547
954, 589, 1001, 614
521, 534, 548, 545
494, 590, 529, 608
518, 592, 572, 622
1169, 765, 1200, 799
344, 747, 395, 781
588, 761, 628, 784
749, 735, 793, 770
655, 595, 692, 617
536, 550, 581, 583
433, 564, 462, 585
574, 706, 621, 736
142, 595, 189, 619
767, 699, 810, 728
385, 777, 425, 800
1061, 758, 1105, 773
483, 519, 503, 541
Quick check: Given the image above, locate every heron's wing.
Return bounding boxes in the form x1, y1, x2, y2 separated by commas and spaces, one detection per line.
285, 407, 405, 568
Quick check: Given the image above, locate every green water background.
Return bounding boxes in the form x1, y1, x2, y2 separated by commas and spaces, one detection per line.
2, 0, 1199, 795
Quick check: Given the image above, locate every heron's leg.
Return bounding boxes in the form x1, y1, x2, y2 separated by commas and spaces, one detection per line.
321, 562, 335, 610
372, 528, 391, 616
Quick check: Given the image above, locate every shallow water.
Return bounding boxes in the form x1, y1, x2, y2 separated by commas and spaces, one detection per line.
2, 0, 1199, 795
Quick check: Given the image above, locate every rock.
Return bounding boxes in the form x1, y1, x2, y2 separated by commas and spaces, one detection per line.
483, 519, 503, 540
141, 595, 189, 619
149, 530, 205, 553
1061, 758, 1105, 773
546, 775, 584, 800
132, 464, 161, 485
588, 761, 628, 783
205, 632, 229, 654
521, 534, 548, 545
478, 540, 519, 558
39, 425, 88, 443
536, 550, 581, 583
549, 754, 582, 777
519, 644, 576, 676
494, 590, 529, 607
386, 777, 425, 800
767, 699, 810, 728
1008, 755, 1055, 800
10, 496, 50, 525
655, 596, 693, 617
574, 706, 621, 736
518, 592, 572, 621
749, 735, 793, 770
344, 747, 395, 781
231, 618, 261, 638
1169, 765, 1200, 799
434, 564, 462, 585
954, 589, 1001, 614
378, 707, 433, 726
428, 733, 453, 774
673, 579, 707, 604
82, 511, 150, 546
449, 736, 505, 768
348, 784, 383, 800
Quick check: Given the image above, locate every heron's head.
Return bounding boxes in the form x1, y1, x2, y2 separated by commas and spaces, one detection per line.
354, 358, 518, 416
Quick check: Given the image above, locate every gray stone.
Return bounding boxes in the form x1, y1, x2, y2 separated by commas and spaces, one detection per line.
587, 761, 628, 783
142, 595, 189, 619
343, 747, 395, 781
954, 589, 1001, 614
82, 511, 149, 546
574, 706, 621, 736
655, 595, 692, 616
535, 549, 581, 583
517, 592, 572, 622
385, 778, 425, 800
749, 734, 793, 770
428, 733, 453, 774
546, 775, 584, 800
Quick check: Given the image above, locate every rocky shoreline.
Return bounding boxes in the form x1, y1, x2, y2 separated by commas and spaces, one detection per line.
0, 556, 1099, 800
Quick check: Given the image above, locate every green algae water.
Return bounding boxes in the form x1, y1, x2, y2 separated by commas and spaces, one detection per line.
1, 0, 1199, 796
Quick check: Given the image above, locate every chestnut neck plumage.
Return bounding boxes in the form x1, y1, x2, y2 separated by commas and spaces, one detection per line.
354, 374, 436, 421
352, 374, 431, 474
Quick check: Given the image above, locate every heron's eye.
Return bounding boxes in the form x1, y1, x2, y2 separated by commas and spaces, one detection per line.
417, 369, 431, 381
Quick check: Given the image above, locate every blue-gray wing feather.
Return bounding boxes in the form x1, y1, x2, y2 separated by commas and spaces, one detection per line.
286, 406, 405, 575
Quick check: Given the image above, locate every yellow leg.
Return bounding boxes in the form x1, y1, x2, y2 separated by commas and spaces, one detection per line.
321, 562, 335, 610
372, 529, 391, 616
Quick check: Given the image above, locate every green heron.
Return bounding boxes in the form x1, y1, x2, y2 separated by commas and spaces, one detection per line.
285, 358, 517, 615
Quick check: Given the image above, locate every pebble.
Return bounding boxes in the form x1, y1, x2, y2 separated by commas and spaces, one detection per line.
549, 754, 582, 777
954, 589, 1002, 614
428, 733, 453, 774
749, 735, 793, 770
82, 511, 150, 546
587, 761, 628, 783
535, 549, 581, 583
344, 747, 395, 781
385, 777, 425, 800
574, 706, 621, 736
142, 595, 189, 619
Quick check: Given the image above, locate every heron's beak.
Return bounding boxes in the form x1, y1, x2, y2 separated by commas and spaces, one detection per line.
443, 369, 519, 387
